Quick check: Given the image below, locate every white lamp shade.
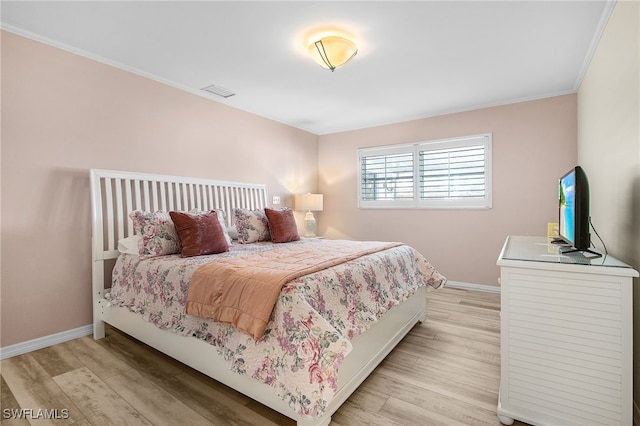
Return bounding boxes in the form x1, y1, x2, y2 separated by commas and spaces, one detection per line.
295, 193, 323, 211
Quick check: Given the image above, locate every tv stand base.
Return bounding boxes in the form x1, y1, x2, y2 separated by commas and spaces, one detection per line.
558, 246, 602, 258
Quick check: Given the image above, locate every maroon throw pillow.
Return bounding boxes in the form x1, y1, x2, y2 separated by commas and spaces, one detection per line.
264, 208, 300, 243
169, 211, 229, 257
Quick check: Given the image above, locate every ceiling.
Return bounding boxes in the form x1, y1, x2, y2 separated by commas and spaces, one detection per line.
1, 1, 613, 135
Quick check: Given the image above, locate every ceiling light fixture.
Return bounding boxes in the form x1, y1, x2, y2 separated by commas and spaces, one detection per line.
308, 35, 358, 72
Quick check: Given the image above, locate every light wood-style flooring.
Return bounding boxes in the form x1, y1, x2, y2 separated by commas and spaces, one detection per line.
1, 287, 527, 425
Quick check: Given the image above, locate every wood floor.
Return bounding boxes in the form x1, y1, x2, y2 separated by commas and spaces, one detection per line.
1, 287, 527, 426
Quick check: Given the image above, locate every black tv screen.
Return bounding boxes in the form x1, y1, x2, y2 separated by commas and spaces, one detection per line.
558, 166, 591, 251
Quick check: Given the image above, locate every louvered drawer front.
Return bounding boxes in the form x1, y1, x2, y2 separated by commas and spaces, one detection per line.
502, 268, 625, 425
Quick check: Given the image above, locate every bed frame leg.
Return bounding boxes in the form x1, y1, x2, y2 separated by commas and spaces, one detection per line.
94, 320, 105, 340
93, 298, 105, 339
92, 256, 106, 339
418, 286, 428, 323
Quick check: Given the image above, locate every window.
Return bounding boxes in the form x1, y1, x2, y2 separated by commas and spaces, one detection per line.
358, 134, 492, 209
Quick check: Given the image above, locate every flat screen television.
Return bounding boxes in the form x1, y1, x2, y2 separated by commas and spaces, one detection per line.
558, 166, 599, 256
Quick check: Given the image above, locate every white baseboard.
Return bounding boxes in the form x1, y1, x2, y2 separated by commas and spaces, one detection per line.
446, 280, 500, 294
0, 324, 93, 360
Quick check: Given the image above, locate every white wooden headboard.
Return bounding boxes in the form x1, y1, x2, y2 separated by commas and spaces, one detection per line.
90, 169, 268, 261
89, 169, 268, 336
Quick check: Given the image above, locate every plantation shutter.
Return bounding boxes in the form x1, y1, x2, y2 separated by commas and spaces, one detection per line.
419, 144, 486, 200
357, 134, 491, 209
360, 151, 414, 202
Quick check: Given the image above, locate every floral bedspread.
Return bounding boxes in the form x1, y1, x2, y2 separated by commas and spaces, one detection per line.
108, 239, 446, 419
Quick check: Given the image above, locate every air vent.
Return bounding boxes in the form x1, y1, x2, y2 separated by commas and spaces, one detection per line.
201, 84, 236, 98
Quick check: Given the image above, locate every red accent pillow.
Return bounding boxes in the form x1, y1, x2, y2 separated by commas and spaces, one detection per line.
169, 211, 229, 257
264, 208, 300, 243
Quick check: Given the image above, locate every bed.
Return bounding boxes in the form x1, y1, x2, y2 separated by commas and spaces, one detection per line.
90, 168, 446, 426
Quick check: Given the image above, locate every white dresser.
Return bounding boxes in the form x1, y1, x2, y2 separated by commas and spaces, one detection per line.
497, 236, 638, 426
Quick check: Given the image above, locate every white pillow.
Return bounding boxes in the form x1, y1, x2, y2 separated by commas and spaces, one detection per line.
227, 224, 238, 240
118, 235, 142, 256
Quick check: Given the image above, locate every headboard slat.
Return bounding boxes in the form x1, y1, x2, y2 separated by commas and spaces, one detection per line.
159, 182, 167, 213
167, 182, 175, 211
134, 180, 142, 211
142, 181, 150, 211
150, 181, 158, 212
124, 179, 133, 235
104, 178, 115, 251
223, 187, 231, 221
175, 183, 183, 211
187, 183, 195, 210
114, 179, 125, 243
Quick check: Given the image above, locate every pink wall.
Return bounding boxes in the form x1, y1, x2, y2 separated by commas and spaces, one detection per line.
0, 32, 319, 347
317, 95, 578, 286
1, 30, 578, 349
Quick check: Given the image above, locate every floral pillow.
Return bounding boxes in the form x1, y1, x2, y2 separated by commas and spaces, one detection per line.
128, 210, 181, 259
234, 208, 271, 244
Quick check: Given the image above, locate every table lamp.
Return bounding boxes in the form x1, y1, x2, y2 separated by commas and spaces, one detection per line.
294, 193, 323, 238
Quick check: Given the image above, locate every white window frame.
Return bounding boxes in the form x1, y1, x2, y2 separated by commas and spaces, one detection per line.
357, 134, 492, 210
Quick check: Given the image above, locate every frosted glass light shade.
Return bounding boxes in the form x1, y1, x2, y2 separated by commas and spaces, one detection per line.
308, 36, 358, 71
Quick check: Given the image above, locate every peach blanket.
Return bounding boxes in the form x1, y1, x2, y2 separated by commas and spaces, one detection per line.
186, 240, 403, 339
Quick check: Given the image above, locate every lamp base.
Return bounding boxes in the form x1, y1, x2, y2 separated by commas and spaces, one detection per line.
303, 211, 317, 238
